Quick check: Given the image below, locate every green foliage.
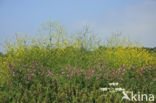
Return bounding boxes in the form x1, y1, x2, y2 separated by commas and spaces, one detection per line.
0, 21, 155, 102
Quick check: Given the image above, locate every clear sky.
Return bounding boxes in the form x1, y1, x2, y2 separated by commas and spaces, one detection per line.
0, 0, 156, 51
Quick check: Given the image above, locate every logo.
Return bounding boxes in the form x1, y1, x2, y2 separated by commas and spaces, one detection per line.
100, 82, 155, 102
122, 91, 154, 102
122, 91, 130, 101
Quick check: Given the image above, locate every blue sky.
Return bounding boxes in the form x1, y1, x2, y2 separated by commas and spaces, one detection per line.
0, 0, 156, 51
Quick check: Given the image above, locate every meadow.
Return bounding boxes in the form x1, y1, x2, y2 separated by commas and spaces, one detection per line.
0, 22, 155, 103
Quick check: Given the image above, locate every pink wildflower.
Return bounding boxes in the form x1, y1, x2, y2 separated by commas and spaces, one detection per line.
62, 72, 65, 75
77, 70, 83, 73
118, 71, 120, 75
28, 76, 31, 80
98, 69, 102, 72
11, 66, 15, 70
8, 63, 11, 68
99, 56, 102, 59
23, 64, 26, 66
12, 72, 15, 77
118, 69, 121, 74
38, 72, 41, 74
40, 65, 44, 68
120, 77, 124, 81
141, 68, 144, 72
31, 73, 35, 77
90, 70, 95, 75
29, 70, 32, 73
122, 64, 126, 68
31, 66, 35, 69
47, 70, 52, 75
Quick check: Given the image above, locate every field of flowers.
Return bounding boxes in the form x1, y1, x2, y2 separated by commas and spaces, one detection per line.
0, 22, 155, 103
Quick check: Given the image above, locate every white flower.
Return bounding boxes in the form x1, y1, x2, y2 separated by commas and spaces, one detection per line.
115, 88, 125, 92
100, 88, 109, 91
109, 82, 119, 86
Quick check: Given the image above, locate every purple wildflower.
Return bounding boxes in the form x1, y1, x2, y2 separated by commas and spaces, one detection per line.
31, 66, 35, 69
90, 70, 95, 75
11, 66, 15, 70
12, 72, 15, 77
31, 73, 35, 77
38, 72, 41, 74
122, 64, 126, 68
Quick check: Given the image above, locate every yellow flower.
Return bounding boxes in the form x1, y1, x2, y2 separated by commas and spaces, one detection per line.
64, 41, 68, 45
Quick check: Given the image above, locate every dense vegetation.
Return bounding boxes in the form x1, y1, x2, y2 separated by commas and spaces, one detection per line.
0, 22, 155, 103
